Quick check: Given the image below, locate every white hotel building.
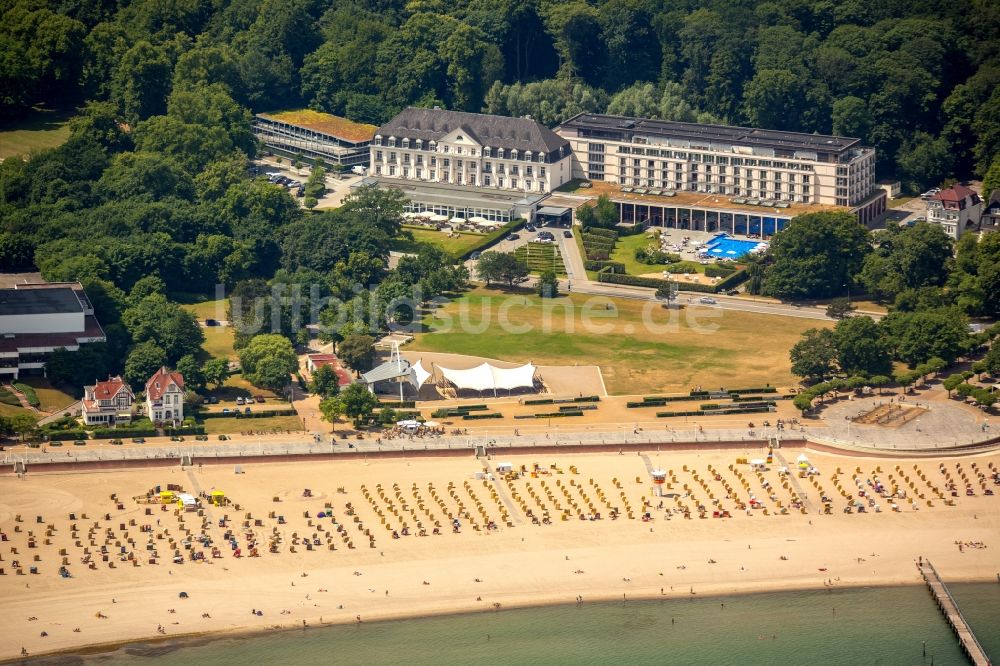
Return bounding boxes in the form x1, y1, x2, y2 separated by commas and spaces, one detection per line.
366, 107, 573, 223
555, 113, 885, 227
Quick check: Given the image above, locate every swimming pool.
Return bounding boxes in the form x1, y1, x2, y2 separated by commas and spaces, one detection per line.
702, 233, 767, 259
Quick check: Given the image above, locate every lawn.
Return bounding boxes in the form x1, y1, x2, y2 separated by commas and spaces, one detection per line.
18, 378, 76, 413
610, 233, 680, 276
181, 298, 228, 321
201, 326, 237, 361
409, 288, 829, 395
390, 226, 488, 258
0, 106, 73, 159
513, 243, 566, 275
200, 415, 303, 435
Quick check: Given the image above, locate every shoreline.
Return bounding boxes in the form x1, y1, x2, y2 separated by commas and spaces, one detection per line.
11, 575, 998, 664
4, 447, 998, 663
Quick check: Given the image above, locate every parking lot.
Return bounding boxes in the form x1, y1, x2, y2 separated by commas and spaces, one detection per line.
251, 157, 364, 208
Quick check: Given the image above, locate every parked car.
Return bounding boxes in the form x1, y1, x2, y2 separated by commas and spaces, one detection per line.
699, 297, 717, 304
563, 230, 573, 238
195, 434, 209, 441
254, 395, 266, 403
170, 435, 185, 442
110, 439, 123, 446
469, 251, 481, 260
507, 233, 520, 241
244, 407, 252, 414
222, 408, 230, 414
235, 397, 244, 405
204, 318, 218, 326
525, 224, 536, 232
73, 440, 87, 446
209, 396, 219, 404
218, 434, 229, 441
131, 437, 145, 444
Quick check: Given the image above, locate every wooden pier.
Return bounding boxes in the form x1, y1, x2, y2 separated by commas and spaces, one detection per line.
918, 560, 992, 665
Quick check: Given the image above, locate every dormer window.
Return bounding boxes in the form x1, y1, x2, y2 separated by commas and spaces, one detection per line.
402, 138, 410, 148
416, 139, 422, 149
525, 151, 532, 162
511, 150, 518, 160
498, 148, 505, 159
374, 136, 382, 146
388, 137, 396, 147
429, 141, 437, 151
483, 147, 491, 158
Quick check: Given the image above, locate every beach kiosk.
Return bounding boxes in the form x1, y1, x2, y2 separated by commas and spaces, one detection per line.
159, 490, 176, 505
210, 490, 226, 506
651, 469, 667, 496
496, 462, 514, 474
749, 458, 766, 471
396, 419, 420, 434
796, 454, 810, 470
177, 493, 198, 512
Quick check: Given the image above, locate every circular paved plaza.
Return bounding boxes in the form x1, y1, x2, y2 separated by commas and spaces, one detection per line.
818, 393, 993, 451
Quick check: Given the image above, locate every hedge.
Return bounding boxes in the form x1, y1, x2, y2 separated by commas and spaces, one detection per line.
715, 267, 750, 292
394, 411, 422, 420
462, 412, 502, 420
379, 401, 416, 409
200, 409, 298, 419
574, 395, 601, 402
13, 383, 39, 407
584, 260, 625, 273
166, 426, 207, 436
729, 387, 777, 394
584, 227, 619, 239
532, 410, 584, 418
93, 427, 158, 439
656, 406, 774, 418
522, 398, 554, 406
458, 220, 524, 260
44, 430, 90, 441
704, 265, 736, 278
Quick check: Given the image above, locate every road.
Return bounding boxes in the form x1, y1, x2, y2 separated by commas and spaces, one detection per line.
551, 225, 882, 322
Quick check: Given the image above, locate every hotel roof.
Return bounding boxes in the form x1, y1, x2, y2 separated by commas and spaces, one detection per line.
0, 287, 83, 316
558, 113, 862, 155
256, 110, 378, 142
377, 107, 569, 154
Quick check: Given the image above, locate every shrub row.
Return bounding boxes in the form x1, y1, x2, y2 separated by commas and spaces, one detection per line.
43, 430, 90, 441
200, 409, 298, 419
13, 383, 39, 407
462, 412, 503, 420
700, 401, 775, 410
584, 260, 625, 273
430, 405, 489, 418
522, 398, 553, 406
704, 265, 737, 278
166, 426, 207, 436
379, 401, 416, 409
92, 428, 158, 439
655, 406, 774, 418
584, 227, 618, 239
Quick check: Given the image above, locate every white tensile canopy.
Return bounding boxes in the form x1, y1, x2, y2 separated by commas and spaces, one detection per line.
410, 359, 433, 389
437, 362, 537, 393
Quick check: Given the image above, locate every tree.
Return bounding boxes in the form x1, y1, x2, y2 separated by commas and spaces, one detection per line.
941, 373, 965, 397
896, 132, 954, 194
537, 268, 559, 298
319, 395, 345, 431
576, 195, 618, 229
763, 212, 871, 300
982, 153, 1000, 202
742, 69, 809, 132
831, 96, 873, 139
9, 412, 38, 442
790, 328, 837, 381
476, 251, 528, 288
202, 357, 230, 388
125, 340, 167, 387
238, 334, 297, 391
175, 354, 205, 392
338, 184, 405, 238
310, 365, 341, 397
833, 316, 892, 377
122, 295, 204, 364
859, 222, 954, 302
881, 309, 971, 366
0, 233, 35, 271
337, 382, 379, 421
304, 163, 326, 200
338, 334, 376, 374
825, 298, 854, 320
983, 343, 1000, 376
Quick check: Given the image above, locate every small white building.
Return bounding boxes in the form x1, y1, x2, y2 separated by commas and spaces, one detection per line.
145, 366, 185, 425
81, 376, 134, 426
926, 184, 982, 239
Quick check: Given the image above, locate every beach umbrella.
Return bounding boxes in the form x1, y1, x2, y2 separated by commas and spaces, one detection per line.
469, 216, 488, 224
451, 217, 466, 224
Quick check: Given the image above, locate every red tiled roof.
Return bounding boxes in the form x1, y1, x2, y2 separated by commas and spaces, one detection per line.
933, 184, 975, 202
308, 354, 352, 386
308, 354, 338, 362
145, 366, 184, 400
83, 375, 132, 410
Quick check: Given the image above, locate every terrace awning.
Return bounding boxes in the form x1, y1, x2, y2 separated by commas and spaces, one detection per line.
437, 362, 537, 393
536, 206, 571, 217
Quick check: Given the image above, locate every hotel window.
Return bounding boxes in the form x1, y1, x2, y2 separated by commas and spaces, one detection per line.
483, 163, 491, 172
375, 150, 383, 162
443, 145, 450, 153
498, 178, 505, 188
511, 150, 518, 160
468, 173, 476, 185
511, 165, 519, 175
483, 147, 491, 158
375, 165, 382, 175
498, 164, 505, 174
389, 165, 396, 176
484, 175, 492, 186
443, 158, 450, 168
374, 137, 382, 146
456, 146, 463, 155
416, 168, 422, 179
540, 167, 546, 177
526, 166, 533, 177
403, 167, 409, 178
403, 154, 410, 164
511, 178, 518, 188
456, 160, 463, 170
430, 170, 436, 179
498, 149, 505, 159
416, 139, 422, 149
388, 137, 396, 147
525, 151, 532, 161
416, 155, 423, 165
537, 153, 545, 163
402, 139, 409, 148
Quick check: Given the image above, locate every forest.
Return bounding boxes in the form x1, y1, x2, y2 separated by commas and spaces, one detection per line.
1, 0, 999, 187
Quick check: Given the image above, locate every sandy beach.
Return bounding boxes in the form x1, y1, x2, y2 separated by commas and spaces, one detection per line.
2, 445, 998, 661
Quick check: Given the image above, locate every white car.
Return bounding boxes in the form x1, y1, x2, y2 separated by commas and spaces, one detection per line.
699, 297, 717, 304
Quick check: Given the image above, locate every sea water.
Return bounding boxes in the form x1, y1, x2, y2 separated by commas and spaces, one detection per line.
84, 585, 999, 666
